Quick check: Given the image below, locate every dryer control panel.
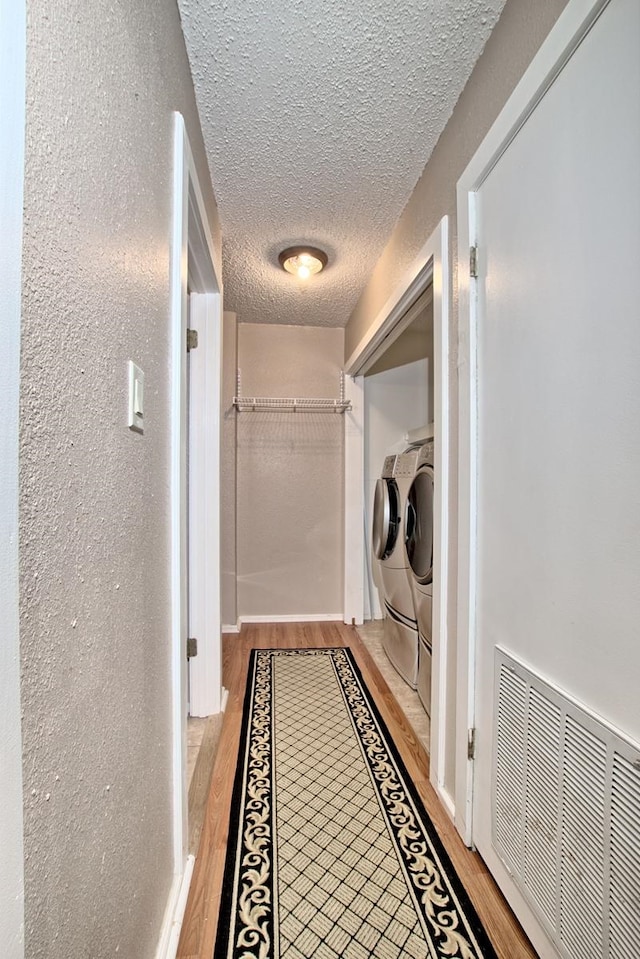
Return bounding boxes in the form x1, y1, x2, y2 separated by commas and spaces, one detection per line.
417, 441, 434, 468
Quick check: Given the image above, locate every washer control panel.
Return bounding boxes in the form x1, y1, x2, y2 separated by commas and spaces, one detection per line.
381, 455, 397, 479
394, 450, 419, 477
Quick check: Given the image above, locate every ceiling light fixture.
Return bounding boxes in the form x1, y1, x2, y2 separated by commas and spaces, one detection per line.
278, 246, 328, 280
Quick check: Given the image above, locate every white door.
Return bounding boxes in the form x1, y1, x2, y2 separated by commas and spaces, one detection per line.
186, 291, 193, 713
185, 288, 223, 718
469, 1, 640, 957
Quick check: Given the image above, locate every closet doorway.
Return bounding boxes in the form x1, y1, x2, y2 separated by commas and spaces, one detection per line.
344, 216, 453, 819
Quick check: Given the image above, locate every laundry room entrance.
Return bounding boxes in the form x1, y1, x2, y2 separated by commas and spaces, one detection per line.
344, 215, 453, 818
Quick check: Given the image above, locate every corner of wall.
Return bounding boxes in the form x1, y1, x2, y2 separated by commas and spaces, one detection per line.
222, 311, 238, 628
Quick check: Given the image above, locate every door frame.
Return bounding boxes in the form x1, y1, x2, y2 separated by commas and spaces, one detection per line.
455, 0, 611, 846
344, 216, 452, 816
166, 113, 222, 933
185, 204, 224, 720
0, 0, 26, 955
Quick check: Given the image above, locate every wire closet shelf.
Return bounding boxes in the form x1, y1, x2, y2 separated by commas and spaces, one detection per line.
233, 370, 352, 414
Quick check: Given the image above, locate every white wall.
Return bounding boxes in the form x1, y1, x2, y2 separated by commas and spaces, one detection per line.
1, 1, 26, 955
221, 311, 238, 629
364, 358, 430, 618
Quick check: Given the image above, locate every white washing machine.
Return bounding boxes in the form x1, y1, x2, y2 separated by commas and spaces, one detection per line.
372, 448, 420, 688
404, 440, 434, 714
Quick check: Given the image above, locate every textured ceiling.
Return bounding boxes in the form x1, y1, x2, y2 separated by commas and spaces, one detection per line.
178, 0, 506, 327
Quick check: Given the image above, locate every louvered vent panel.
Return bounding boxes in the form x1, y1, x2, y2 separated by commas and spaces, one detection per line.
609, 753, 640, 954
495, 666, 527, 871
523, 689, 561, 924
492, 649, 640, 959
559, 718, 607, 958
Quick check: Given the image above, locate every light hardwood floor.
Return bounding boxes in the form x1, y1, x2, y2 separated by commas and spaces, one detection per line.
356, 619, 430, 752
187, 718, 209, 788
188, 714, 224, 855
177, 621, 537, 959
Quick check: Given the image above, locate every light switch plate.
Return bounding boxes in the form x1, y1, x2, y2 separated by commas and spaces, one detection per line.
128, 361, 144, 434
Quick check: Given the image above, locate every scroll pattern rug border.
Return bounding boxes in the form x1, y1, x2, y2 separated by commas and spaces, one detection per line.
214, 647, 498, 959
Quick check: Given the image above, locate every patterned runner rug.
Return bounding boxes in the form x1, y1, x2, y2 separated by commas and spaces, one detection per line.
214, 647, 498, 959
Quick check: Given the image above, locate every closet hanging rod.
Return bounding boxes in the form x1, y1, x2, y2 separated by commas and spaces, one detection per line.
233, 371, 352, 414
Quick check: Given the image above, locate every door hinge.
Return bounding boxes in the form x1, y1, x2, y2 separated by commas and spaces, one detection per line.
469, 245, 478, 278
187, 637, 198, 659
186, 328, 198, 352
467, 727, 476, 761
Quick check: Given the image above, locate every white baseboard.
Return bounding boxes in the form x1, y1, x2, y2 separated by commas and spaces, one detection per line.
431, 776, 456, 827
220, 686, 229, 712
155, 854, 195, 959
239, 613, 344, 624
222, 619, 241, 633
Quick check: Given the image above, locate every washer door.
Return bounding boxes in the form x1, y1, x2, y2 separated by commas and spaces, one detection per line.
405, 467, 434, 584
372, 478, 400, 561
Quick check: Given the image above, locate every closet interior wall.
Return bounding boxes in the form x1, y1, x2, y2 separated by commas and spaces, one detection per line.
236, 323, 345, 621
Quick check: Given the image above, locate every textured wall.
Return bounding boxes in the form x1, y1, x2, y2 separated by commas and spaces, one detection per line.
344, 0, 569, 801
221, 312, 238, 628
237, 325, 344, 618
20, 2, 219, 957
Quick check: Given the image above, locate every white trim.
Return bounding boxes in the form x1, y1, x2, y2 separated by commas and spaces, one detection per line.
169, 114, 222, 891
170, 111, 189, 879
436, 787, 456, 825
239, 614, 345, 624
343, 375, 365, 625
454, 188, 477, 847
345, 233, 437, 376
426, 217, 451, 819
454, 0, 611, 848
183, 128, 223, 720
0, 1, 26, 955
343, 217, 451, 817
154, 854, 195, 959
458, 0, 610, 196
222, 621, 241, 634
187, 291, 223, 717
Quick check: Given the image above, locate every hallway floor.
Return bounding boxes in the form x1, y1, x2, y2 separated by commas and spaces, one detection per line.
177, 621, 536, 959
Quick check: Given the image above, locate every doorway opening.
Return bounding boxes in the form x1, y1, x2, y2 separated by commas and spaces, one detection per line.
162, 113, 224, 953
344, 216, 452, 820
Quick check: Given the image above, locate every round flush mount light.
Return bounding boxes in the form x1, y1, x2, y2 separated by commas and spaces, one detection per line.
278, 246, 328, 280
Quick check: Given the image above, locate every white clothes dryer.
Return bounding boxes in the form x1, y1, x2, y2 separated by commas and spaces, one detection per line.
404, 440, 435, 714
372, 448, 420, 688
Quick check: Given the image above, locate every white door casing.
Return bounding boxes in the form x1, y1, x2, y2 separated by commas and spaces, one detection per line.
158, 113, 223, 959
345, 217, 452, 816
457, 1, 639, 955
0, 0, 26, 955
343, 374, 365, 626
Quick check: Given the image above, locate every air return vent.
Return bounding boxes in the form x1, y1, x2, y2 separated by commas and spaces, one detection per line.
493, 648, 640, 959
